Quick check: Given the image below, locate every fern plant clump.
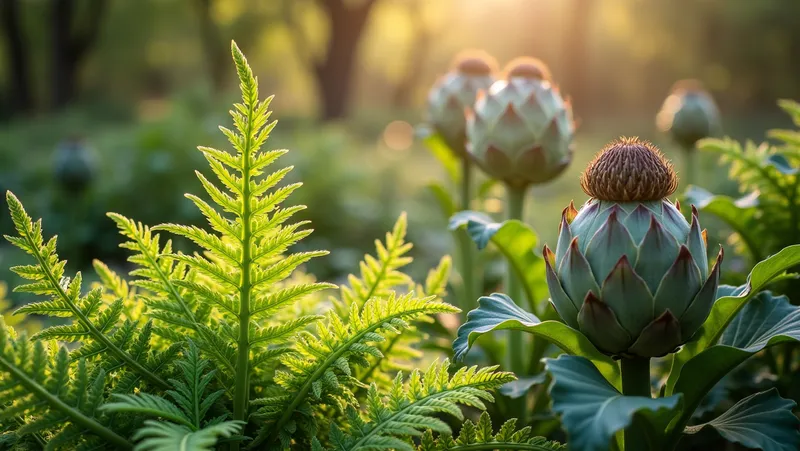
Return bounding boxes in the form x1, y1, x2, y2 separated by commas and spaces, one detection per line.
0, 41, 546, 451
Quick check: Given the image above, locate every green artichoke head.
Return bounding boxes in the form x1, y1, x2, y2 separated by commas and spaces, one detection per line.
656, 79, 721, 149
466, 57, 574, 188
53, 137, 97, 193
544, 138, 723, 358
426, 50, 498, 155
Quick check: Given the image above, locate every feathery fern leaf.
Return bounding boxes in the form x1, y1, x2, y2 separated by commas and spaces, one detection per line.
357, 254, 452, 390
107, 213, 209, 341
253, 292, 459, 448
102, 341, 244, 451
336, 213, 414, 314
91, 259, 144, 323
0, 318, 132, 449
137, 42, 333, 435
127, 420, 244, 451
417, 412, 565, 451
320, 360, 515, 451
333, 214, 453, 390
4, 192, 170, 391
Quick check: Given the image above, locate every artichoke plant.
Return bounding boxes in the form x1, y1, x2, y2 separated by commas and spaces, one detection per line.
53, 137, 97, 194
466, 57, 574, 188
656, 79, 721, 149
426, 50, 497, 155
544, 137, 723, 358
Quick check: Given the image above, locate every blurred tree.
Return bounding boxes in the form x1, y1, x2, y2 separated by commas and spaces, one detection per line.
284, 0, 378, 120
390, 0, 439, 109
194, 0, 227, 91
315, 0, 377, 120
0, 0, 33, 115
562, 0, 595, 114
51, 0, 108, 108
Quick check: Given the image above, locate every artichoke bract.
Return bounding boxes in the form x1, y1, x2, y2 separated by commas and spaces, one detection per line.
466, 58, 574, 188
656, 79, 721, 149
544, 138, 723, 358
426, 51, 498, 155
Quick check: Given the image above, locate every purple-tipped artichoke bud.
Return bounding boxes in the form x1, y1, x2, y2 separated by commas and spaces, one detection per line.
426, 50, 498, 155
656, 79, 721, 149
466, 58, 574, 188
545, 137, 723, 358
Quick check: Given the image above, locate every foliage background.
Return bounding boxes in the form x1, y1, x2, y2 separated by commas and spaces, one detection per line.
1, 0, 799, 307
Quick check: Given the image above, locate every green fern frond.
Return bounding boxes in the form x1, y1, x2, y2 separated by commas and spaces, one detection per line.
321, 360, 515, 451
132, 42, 333, 432
91, 259, 144, 322
337, 213, 414, 315
102, 341, 244, 450
356, 254, 453, 390
334, 215, 452, 391
4, 192, 170, 390
107, 212, 207, 340
128, 420, 243, 451
697, 102, 800, 260
417, 412, 565, 451
0, 319, 132, 449
253, 292, 458, 447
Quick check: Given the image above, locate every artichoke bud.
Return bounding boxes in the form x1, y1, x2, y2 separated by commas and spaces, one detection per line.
656, 79, 721, 149
53, 137, 97, 194
426, 50, 498, 155
466, 58, 574, 188
545, 137, 723, 358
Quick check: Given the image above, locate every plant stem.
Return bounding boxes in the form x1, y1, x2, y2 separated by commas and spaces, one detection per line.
505, 184, 529, 421
621, 357, 651, 451
456, 157, 478, 320
232, 110, 255, 451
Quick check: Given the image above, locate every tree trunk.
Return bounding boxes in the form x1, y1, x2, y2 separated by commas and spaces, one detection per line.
50, 0, 107, 109
1, 0, 33, 114
391, 2, 434, 109
315, 0, 376, 120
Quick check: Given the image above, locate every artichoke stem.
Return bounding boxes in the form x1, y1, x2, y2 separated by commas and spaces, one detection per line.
621, 357, 652, 451
456, 157, 478, 320
504, 184, 530, 424
505, 184, 528, 375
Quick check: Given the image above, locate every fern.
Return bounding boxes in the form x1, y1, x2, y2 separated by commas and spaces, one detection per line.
102, 341, 244, 451
253, 292, 458, 448
336, 214, 453, 389
0, 318, 132, 449
417, 412, 565, 451
694, 99, 800, 261
91, 259, 143, 323
0, 41, 514, 451
336, 213, 415, 314
107, 214, 209, 342
318, 360, 514, 451
3, 192, 171, 391
109, 42, 335, 438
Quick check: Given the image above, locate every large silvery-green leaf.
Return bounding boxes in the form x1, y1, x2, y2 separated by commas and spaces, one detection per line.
666, 245, 800, 394
545, 355, 681, 451
684, 389, 800, 451
448, 214, 549, 313
665, 291, 800, 440
455, 294, 620, 388
499, 373, 548, 399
